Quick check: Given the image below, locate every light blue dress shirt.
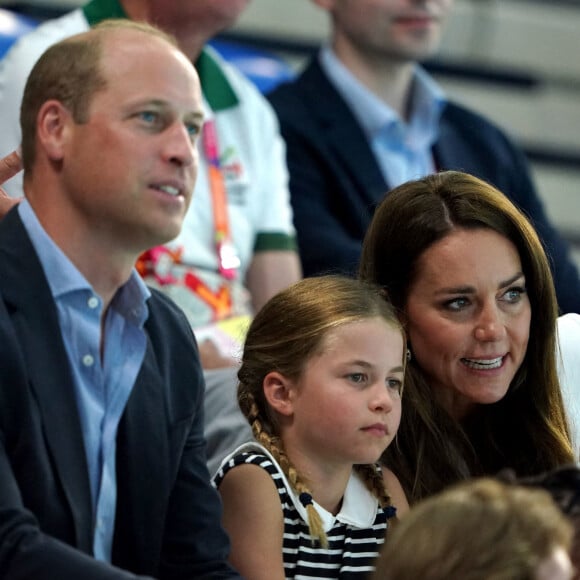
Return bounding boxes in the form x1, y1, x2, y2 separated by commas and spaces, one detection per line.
319, 46, 446, 188
18, 200, 150, 562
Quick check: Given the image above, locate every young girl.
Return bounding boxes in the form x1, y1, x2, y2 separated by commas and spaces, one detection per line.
214, 275, 409, 579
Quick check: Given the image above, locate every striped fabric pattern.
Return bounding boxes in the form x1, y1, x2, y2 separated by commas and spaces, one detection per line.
214, 451, 389, 579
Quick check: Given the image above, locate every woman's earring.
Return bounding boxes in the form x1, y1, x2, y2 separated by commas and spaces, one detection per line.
406, 349, 412, 362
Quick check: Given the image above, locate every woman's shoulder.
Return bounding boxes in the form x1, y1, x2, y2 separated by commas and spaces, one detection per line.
557, 314, 580, 390
557, 314, 580, 346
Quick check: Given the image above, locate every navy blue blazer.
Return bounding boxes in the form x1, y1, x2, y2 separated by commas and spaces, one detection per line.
268, 57, 580, 314
0, 209, 241, 579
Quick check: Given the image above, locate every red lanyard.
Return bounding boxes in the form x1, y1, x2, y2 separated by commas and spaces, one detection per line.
136, 119, 240, 322
202, 119, 240, 281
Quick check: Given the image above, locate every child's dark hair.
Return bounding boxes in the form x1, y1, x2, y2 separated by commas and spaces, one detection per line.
237, 275, 405, 546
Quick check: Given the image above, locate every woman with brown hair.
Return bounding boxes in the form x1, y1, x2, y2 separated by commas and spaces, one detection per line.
359, 170, 576, 503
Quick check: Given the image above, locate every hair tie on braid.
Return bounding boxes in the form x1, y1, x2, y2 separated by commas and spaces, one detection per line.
385, 505, 397, 519
299, 492, 314, 507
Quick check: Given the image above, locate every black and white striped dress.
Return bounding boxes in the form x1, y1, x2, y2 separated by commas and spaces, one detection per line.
214, 442, 390, 579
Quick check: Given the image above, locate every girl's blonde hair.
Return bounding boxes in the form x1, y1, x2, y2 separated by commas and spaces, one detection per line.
238, 275, 405, 546
373, 477, 573, 580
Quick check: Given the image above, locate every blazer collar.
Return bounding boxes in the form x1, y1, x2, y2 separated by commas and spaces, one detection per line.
300, 57, 388, 207
0, 208, 94, 550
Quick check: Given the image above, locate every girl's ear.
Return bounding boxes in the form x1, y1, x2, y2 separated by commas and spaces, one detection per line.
263, 371, 295, 417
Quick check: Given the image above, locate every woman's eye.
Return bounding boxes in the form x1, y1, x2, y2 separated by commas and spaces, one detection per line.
503, 286, 526, 303
443, 297, 469, 311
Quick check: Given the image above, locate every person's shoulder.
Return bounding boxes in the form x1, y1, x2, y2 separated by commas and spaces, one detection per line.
441, 100, 516, 145
558, 313, 580, 331
556, 314, 580, 458
214, 443, 278, 482
557, 314, 580, 348
202, 45, 272, 111
145, 288, 199, 353
214, 449, 281, 504
267, 57, 321, 114
439, 99, 531, 179
147, 286, 190, 324
0, 8, 88, 72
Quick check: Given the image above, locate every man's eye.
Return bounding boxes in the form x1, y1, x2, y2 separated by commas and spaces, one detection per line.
185, 123, 200, 138
138, 111, 159, 124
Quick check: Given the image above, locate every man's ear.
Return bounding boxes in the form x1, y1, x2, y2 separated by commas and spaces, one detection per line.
36, 100, 73, 162
263, 371, 296, 417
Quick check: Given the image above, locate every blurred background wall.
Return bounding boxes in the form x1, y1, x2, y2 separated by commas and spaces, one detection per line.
2, 0, 579, 268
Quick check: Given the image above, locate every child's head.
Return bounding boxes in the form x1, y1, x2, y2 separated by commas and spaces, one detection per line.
504, 465, 580, 576
238, 275, 406, 546
238, 275, 404, 440
372, 477, 574, 580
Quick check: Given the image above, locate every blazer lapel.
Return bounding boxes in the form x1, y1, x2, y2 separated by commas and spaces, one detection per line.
113, 329, 171, 568
0, 209, 94, 551
433, 104, 481, 175
301, 59, 388, 211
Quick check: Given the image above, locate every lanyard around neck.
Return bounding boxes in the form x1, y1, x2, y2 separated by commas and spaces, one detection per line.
202, 119, 240, 281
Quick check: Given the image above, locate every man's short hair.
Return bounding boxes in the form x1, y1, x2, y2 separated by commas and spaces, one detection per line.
20, 19, 178, 173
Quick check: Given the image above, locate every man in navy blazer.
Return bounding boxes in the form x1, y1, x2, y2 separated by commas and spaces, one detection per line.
268, 0, 580, 314
0, 21, 240, 579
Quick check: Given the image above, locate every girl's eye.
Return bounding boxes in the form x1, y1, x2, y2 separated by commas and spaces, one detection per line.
347, 373, 367, 384
387, 378, 403, 394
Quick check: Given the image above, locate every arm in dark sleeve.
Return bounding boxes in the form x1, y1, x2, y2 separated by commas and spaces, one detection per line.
157, 382, 241, 579
0, 411, 153, 580
0, 304, 155, 578
145, 295, 242, 579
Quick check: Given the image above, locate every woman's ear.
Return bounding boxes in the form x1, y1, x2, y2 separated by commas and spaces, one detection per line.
263, 371, 295, 417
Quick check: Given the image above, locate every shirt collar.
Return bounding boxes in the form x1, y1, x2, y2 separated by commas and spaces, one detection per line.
83, 0, 128, 26
19, 199, 90, 299
406, 66, 446, 150
18, 199, 150, 326
319, 45, 445, 148
231, 442, 379, 530
196, 46, 239, 112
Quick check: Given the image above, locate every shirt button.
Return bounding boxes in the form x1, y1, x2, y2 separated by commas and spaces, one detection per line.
87, 296, 99, 309
82, 354, 94, 367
